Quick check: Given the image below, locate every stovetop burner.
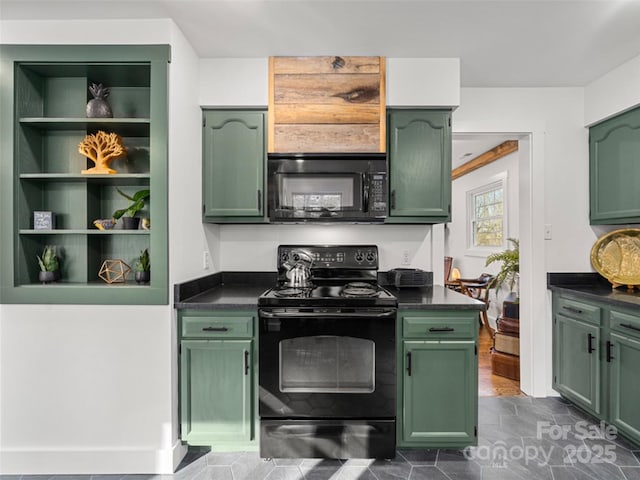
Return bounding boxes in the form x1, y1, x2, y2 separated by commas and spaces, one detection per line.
341, 282, 380, 298
273, 287, 310, 297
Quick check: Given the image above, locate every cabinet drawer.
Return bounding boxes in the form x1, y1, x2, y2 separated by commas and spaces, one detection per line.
556, 296, 601, 325
610, 310, 640, 339
182, 314, 254, 338
403, 314, 476, 339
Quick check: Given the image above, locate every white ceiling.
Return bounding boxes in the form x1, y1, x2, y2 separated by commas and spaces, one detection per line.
2, 0, 640, 88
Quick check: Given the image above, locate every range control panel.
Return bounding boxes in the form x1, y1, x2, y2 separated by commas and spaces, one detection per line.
278, 245, 379, 269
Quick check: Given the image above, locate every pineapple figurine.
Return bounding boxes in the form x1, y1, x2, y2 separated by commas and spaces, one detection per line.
86, 83, 113, 118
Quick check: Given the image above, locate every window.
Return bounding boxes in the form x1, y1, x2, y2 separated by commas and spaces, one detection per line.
467, 175, 507, 252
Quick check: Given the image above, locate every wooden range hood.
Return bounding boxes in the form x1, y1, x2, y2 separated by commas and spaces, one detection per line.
268, 56, 386, 153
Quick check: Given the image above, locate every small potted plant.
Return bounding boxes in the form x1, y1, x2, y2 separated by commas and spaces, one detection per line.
112, 188, 149, 229
485, 237, 520, 299
135, 248, 150, 284
37, 245, 60, 284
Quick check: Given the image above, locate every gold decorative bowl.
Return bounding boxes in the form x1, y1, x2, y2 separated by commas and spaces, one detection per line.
590, 228, 640, 290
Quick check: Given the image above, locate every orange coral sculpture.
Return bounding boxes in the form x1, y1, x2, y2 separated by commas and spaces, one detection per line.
78, 131, 127, 174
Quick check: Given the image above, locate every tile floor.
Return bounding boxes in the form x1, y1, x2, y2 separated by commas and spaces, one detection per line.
1, 397, 638, 480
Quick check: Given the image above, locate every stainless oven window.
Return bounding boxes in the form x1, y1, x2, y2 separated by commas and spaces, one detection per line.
279, 336, 375, 393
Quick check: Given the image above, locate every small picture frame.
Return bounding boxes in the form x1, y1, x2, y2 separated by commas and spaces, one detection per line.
33, 211, 56, 230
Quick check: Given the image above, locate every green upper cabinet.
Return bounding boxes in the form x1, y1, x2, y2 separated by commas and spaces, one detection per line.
589, 107, 640, 224
202, 109, 266, 222
386, 109, 452, 223
0, 44, 169, 304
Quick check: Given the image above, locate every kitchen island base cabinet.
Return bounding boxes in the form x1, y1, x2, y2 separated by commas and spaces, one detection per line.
179, 310, 257, 450
552, 292, 640, 448
397, 310, 478, 449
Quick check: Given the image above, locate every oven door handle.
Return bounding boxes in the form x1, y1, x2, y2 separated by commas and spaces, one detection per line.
259, 310, 397, 319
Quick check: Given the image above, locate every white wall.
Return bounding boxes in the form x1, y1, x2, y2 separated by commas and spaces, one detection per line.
454, 87, 588, 397
584, 53, 640, 126
445, 149, 520, 325
0, 18, 199, 474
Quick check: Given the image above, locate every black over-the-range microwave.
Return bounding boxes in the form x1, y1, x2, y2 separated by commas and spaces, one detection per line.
267, 153, 389, 223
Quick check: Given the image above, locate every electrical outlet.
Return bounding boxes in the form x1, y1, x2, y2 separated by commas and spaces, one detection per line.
402, 249, 411, 265
544, 224, 552, 240
203, 251, 210, 270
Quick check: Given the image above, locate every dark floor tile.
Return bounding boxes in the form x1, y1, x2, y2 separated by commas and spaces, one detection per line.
478, 397, 517, 416
0, 477, 22, 480
299, 459, 343, 469
397, 449, 438, 465
300, 465, 341, 480
191, 466, 233, 480
338, 459, 375, 467
511, 404, 557, 425
436, 450, 482, 480
635, 451, 640, 462
204, 451, 244, 466
621, 466, 640, 480
529, 398, 572, 415
408, 466, 450, 480
493, 460, 553, 480
91, 476, 126, 480
265, 466, 305, 480
500, 414, 549, 438
231, 452, 276, 480
549, 466, 596, 480
273, 459, 305, 467
521, 437, 575, 467
369, 460, 412, 480
583, 438, 640, 466
481, 466, 529, 480
333, 466, 377, 480
572, 460, 627, 480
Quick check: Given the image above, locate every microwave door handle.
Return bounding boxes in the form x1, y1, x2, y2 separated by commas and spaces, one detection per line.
362, 173, 369, 213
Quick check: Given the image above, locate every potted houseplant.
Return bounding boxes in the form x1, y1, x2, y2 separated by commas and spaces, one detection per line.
485, 237, 520, 299
134, 248, 150, 284
37, 245, 60, 283
112, 188, 149, 229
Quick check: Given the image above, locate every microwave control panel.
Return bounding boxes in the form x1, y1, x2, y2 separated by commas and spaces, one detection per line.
369, 174, 388, 213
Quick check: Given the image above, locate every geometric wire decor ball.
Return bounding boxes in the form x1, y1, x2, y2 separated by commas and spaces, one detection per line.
98, 259, 131, 284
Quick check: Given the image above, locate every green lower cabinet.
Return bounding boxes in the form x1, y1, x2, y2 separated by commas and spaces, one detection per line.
553, 313, 601, 415
608, 332, 640, 445
401, 341, 477, 447
180, 339, 253, 445
552, 293, 640, 448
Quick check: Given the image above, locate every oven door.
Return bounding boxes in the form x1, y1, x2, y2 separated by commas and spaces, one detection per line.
258, 308, 396, 419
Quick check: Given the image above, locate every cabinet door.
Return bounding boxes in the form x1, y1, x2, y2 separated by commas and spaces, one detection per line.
202, 110, 265, 218
589, 107, 640, 224
608, 332, 640, 445
180, 339, 253, 444
553, 314, 601, 415
402, 341, 476, 446
388, 110, 451, 221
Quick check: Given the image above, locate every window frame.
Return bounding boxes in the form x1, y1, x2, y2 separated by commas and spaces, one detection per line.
465, 172, 508, 258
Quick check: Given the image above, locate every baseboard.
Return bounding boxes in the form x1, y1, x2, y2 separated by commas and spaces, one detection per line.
0, 441, 188, 475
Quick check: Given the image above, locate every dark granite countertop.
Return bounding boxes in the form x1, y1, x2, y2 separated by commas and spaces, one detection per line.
174, 271, 485, 311
174, 272, 276, 310
548, 272, 640, 309
386, 285, 486, 310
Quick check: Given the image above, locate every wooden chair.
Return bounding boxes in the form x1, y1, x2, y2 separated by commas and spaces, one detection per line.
458, 273, 495, 332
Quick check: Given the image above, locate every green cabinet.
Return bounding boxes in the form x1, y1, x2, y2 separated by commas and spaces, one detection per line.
179, 310, 257, 448
398, 310, 478, 448
202, 110, 266, 222
553, 300, 602, 415
387, 109, 452, 223
0, 45, 169, 304
589, 107, 640, 224
552, 292, 640, 447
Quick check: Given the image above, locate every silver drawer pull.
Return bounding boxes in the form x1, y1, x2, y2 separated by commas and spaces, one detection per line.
202, 326, 229, 332
620, 323, 640, 333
